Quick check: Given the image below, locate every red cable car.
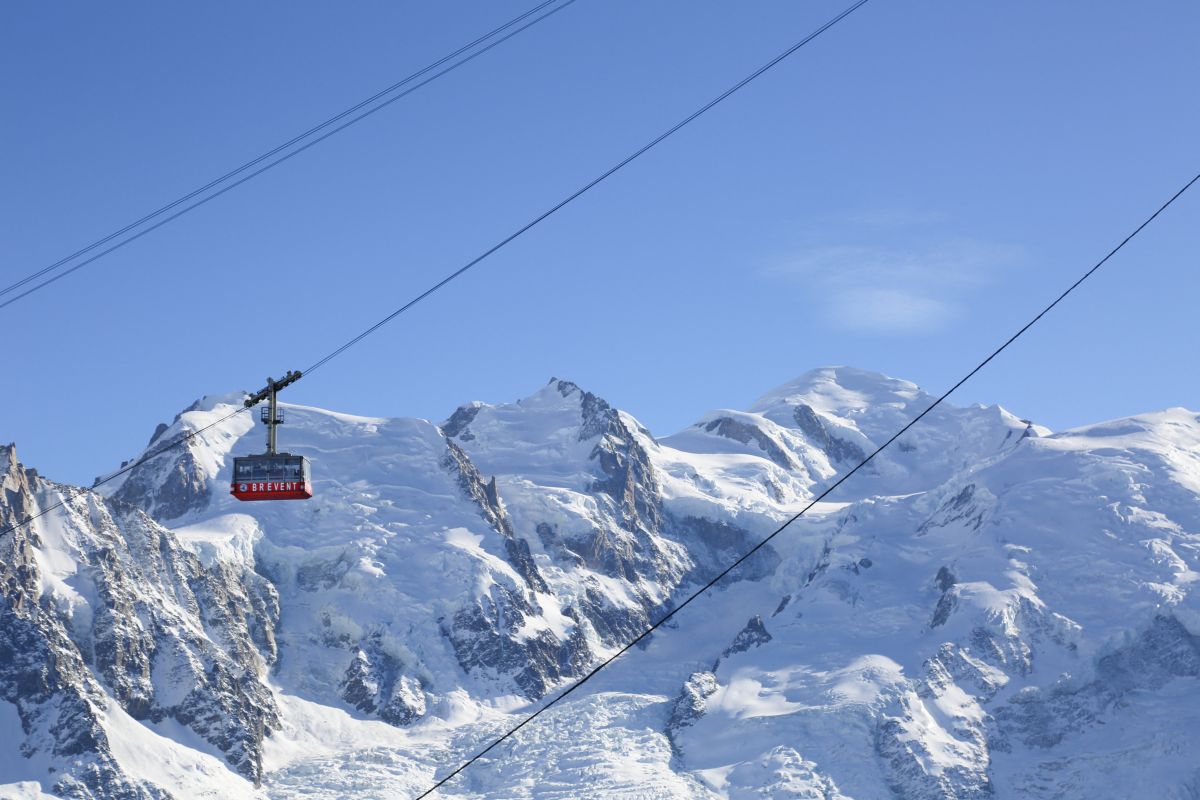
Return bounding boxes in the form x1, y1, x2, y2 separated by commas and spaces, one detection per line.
231, 370, 313, 502
231, 453, 312, 501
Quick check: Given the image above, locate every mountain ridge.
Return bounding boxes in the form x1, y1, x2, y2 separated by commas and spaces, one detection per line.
2, 368, 1198, 798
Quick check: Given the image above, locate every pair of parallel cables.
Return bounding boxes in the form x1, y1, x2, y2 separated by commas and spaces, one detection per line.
0, 0, 579, 311
1, 1, 1196, 797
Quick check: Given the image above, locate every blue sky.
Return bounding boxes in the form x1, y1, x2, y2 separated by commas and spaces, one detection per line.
2, 0, 1197, 486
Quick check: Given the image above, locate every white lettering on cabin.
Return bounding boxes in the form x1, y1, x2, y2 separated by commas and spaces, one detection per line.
239, 482, 302, 493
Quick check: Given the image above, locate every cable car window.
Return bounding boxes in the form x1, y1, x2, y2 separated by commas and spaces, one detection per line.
231, 453, 311, 501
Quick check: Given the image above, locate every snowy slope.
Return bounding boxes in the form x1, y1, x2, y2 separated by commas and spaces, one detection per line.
2, 368, 1198, 798
671, 406, 1200, 799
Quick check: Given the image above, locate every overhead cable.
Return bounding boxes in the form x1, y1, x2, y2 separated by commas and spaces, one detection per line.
0, 0, 579, 312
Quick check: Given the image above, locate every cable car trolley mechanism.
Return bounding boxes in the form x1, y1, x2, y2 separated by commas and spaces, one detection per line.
231, 370, 312, 502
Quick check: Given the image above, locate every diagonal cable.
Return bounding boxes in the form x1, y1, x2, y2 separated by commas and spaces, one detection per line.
302, 0, 875, 376
411, 169, 1199, 798
0, 405, 250, 539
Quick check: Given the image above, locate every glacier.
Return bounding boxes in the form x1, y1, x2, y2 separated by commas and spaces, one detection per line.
1, 366, 1198, 798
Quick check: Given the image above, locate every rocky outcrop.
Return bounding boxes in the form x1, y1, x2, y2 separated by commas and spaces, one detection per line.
992, 615, 1200, 752
722, 615, 772, 659
441, 403, 481, 441
792, 403, 866, 464
670, 515, 779, 584
443, 439, 549, 594
703, 416, 797, 470
876, 692, 994, 800
0, 445, 279, 790
109, 431, 212, 522
0, 486, 164, 798
447, 581, 590, 700
919, 483, 989, 535
574, 382, 663, 537
339, 638, 427, 726
665, 670, 718, 756
711, 615, 773, 671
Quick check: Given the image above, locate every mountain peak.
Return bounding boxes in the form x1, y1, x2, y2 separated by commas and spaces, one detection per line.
751, 366, 927, 416
547, 377, 581, 397
532, 377, 600, 408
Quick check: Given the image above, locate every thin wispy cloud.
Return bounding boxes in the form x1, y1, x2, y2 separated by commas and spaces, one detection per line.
763, 226, 1022, 335
823, 286, 955, 334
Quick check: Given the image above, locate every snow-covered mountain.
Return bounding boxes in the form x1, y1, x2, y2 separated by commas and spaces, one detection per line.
2, 367, 1198, 799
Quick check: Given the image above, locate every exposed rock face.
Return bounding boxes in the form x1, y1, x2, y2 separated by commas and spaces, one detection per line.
919, 483, 988, 535
993, 615, 1200, 751
430, 378, 797, 713
876, 692, 994, 800
339, 640, 427, 726
703, 416, 797, 470
576, 382, 666, 549
101, 396, 257, 524
108, 432, 212, 522
669, 515, 779, 584
443, 438, 549, 594
792, 403, 866, 465
447, 582, 587, 700
0, 444, 279, 792
440, 403, 481, 440
721, 615, 772, 659
439, 436, 588, 699
442, 379, 695, 664
665, 670, 718, 755
0, 457, 160, 799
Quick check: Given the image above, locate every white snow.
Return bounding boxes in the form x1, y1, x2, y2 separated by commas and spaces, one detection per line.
103, 697, 261, 800
6, 368, 1200, 798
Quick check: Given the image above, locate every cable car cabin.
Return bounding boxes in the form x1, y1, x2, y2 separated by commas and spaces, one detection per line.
230, 454, 312, 501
